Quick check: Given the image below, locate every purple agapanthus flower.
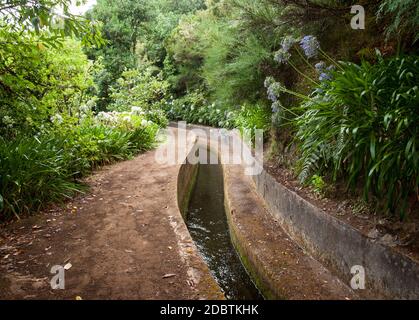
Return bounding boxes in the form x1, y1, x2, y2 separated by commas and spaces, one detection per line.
267, 82, 281, 102
281, 36, 297, 53
319, 72, 332, 82
274, 49, 291, 64
267, 87, 278, 102
264, 76, 275, 88
300, 35, 320, 59
315, 61, 326, 72
271, 101, 281, 113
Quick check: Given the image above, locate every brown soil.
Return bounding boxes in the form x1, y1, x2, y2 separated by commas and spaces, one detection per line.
264, 158, 419, 263
1, 123, 408, 300
0, 129, 223, 300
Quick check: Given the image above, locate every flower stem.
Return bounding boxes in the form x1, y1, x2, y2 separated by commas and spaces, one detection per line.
278, 84, 310, 101
319, 48, 344, 71
295, 47, 317, 72
288, 60, 320, 86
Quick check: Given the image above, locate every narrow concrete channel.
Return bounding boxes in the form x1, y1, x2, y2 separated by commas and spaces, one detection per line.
184, 149, 263, 300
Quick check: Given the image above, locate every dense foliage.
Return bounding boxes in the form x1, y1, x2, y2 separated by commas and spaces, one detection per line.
164, 91, 236, 128
295, 55, 418, 216
0, 1, 164, 220
1, 0, 418, 219
0, 112, 158, 219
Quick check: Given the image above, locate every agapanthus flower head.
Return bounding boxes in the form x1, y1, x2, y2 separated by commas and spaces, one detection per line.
79, 104, 91, 114
271, 101, 281, 114
2, 115, 14, 126
281, 36, 297, 53
51, 113, 64, 125
319, 72, 332, 82
300, 35, 320, 59
274, 49, 291, 64
131, 106, 144, 115
264, 76, 275, 88
315, 61, 326, 73
267, 82, 282, 102
141, 119, 149, 127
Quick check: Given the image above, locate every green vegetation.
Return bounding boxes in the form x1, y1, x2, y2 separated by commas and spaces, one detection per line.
165, 91, 236, 128
1, 0, 418, 220
295, 55, 418, 216
0, 108, 159, 220
0, 0, 163, 220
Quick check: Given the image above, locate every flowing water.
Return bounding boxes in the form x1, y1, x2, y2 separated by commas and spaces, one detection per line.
185, 155, 263, 300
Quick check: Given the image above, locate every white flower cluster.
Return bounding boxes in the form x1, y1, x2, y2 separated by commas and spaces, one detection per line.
79, 99, 97, 116
50, 114, 64, 125
96, 106, 154, 128
2, 115, 15, 127
131, 106, 145, 116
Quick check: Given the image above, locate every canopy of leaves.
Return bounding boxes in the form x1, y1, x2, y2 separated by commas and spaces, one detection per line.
0, 0, 104, 47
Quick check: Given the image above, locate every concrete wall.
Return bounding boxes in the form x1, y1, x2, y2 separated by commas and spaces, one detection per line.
177, 161, 198, 218
177, 125, 419, 299
252, 167, 419, 299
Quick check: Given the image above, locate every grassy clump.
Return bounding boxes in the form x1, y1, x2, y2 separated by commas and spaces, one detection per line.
0, 116, 159, 221
295, 55, 419, 217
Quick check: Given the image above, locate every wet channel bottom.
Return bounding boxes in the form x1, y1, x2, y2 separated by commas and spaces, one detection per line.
186, 158, 263, 300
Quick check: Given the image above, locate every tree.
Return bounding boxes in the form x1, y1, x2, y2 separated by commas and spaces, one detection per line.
86, 0, 149, 109
0, 32, 96, 136
0, 0, 103, 47
87, 0, 205, 109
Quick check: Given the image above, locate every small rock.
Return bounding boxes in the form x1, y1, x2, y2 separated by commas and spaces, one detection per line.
367, 229, 380, 239
378, 219, 387, 226
380, 234, 397, 247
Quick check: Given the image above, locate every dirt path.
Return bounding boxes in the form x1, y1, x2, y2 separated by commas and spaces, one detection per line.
0, 125, 356, 300
0, 128, 223, 300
